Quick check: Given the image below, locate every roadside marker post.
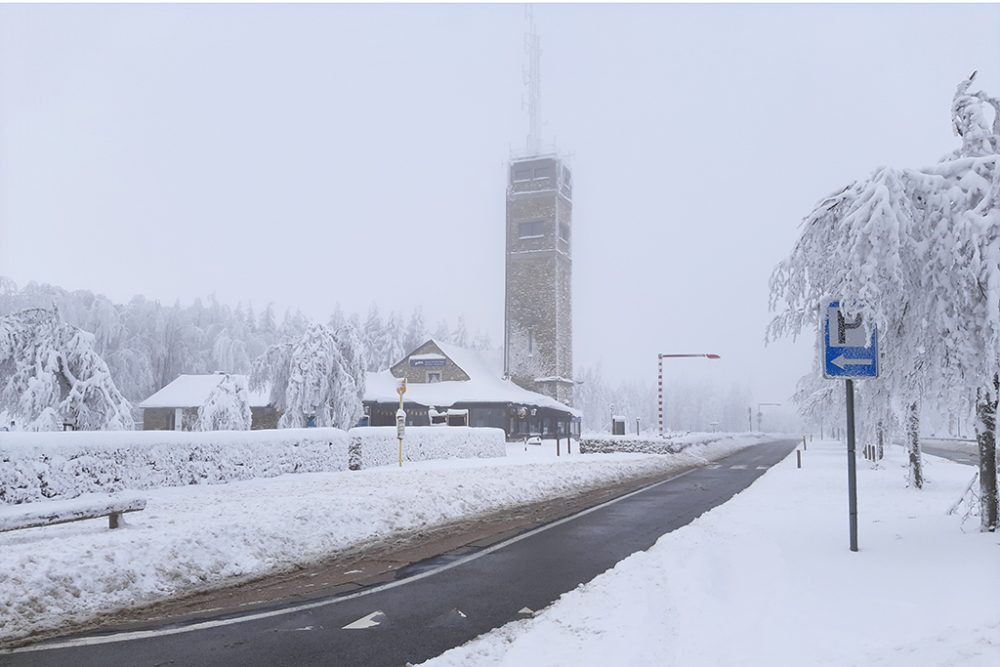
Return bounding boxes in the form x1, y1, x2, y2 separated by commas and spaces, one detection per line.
396, 378, 407, 467
823, 302, 878, 553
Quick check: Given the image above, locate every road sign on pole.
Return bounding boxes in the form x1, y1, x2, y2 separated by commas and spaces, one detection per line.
823, 302, 878, 379
822, 301, 876, 552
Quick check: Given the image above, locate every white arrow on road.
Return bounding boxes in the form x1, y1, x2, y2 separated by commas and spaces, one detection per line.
832, 355, 873, 370
342, 611, 385, 629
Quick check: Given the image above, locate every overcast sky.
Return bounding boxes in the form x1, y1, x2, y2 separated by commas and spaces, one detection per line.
1, 3, 999, 411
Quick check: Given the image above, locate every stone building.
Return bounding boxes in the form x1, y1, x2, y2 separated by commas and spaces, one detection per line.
139, 374, 279, 431
364, 339, 580, 440
504, 154, 574, 406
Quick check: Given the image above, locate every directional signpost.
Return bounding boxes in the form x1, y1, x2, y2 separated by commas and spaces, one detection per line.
823, 301, 878, 552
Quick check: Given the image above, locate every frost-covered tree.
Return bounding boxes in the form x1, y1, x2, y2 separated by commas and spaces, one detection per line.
769, 73, 1000, 530
403, 307, 427, 353
195, 374, 251, 431
0, 308, 134, 430
452, 315, 469, 347
250, 323, 365, 429
432, 318, 452, 343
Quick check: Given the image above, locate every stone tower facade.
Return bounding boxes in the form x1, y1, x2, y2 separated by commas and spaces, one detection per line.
504, 155, 574, 406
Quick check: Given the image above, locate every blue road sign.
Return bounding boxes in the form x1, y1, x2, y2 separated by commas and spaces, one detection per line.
823, 301, 878, 379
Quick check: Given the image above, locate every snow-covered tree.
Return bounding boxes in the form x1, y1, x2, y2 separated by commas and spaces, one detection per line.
0, 308, 134, 430
452, 315, 469, 347
195, 374, 251, 431
250, 323, 365, 429
403, 307, 427, 353
769, 73, 1000, 530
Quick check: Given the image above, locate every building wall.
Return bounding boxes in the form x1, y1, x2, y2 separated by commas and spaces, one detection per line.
390, 340, 470, 384
142, 408, 173, 431
505, 155, 574, 406
144, 406, 279, 430
251, 407, 280, 430
364, 400, 578, 440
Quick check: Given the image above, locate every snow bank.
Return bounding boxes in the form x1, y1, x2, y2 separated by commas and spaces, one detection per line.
0, 438, 756, 643
420, 443, 1000, 667
0, 429, 350, 504
348, 426, 506, 469
580, 431, 772, 456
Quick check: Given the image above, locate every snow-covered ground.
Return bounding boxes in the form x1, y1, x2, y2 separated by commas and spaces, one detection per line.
0, 433, 765, 644
421, 440, 1000, 667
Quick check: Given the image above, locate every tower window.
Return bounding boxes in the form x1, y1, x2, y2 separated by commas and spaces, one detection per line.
559, 223, 571, 243
427, 372, 442, 383
513, 168, 532, 182
518, 221, 547, 239
533, 166, 552, 180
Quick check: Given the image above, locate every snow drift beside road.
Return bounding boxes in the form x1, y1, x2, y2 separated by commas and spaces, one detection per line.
420, 441, 1000, 667
0, 434, 763, 644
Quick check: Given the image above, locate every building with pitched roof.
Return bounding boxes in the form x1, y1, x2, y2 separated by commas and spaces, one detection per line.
363, 339, 580, 440
138, 374, 278, 431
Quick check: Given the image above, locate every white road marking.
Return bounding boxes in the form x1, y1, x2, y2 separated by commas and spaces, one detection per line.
730, 465, 748, 470
518, 607, 535, 616
756, 466, 768, 470
342, 611, 384, 630
1, 463, 712, 654
344, 569, 363, 575
457, 610, 467, 618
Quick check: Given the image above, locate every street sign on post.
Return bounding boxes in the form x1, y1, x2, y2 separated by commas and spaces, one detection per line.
822, 301, 878, 553
823, 302, 878, 379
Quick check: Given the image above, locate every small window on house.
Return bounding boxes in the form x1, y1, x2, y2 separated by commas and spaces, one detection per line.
518, 221, 546, 239
427, 372, 442, 383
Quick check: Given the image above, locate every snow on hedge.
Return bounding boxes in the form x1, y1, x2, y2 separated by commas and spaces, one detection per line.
0, 429, 350, 504
349, 426, 506, 469
0, 438, 757, 644
580, 432, 773, 457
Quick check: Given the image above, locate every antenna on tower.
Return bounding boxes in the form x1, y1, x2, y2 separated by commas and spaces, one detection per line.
523, 5, 542, 155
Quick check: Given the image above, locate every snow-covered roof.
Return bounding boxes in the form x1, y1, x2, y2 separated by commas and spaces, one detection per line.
410, 353, 446, 362
139, 374, 272, 409
365, 339, 581, 417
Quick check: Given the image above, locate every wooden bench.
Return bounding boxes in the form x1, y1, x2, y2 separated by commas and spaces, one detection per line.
0, 493, 147, 532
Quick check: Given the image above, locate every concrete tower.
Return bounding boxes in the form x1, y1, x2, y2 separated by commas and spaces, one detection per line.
503, 9, 574, 406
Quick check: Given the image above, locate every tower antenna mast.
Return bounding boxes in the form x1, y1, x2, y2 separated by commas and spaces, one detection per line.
524, 5, 542, 155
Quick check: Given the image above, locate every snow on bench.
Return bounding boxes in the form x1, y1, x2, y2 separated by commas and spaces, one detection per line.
0, 493, 147, 532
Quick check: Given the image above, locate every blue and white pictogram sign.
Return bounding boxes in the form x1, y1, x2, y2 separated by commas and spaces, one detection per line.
823, 301, 878, 379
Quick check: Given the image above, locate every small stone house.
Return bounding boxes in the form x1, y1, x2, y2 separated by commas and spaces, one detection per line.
364, 339, 580, 440
139, 374, 279, 431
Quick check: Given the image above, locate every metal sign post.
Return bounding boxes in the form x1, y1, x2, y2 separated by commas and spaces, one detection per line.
823, 302, 878, 553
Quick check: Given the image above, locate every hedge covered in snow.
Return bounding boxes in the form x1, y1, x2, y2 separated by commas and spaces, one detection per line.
0, 427, 510, 505
348, 426, 506, 469
0, 428, 350, 504
580, 432, 769, 456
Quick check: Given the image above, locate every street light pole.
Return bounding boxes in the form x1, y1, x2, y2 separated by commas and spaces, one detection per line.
658, 353, 721, 437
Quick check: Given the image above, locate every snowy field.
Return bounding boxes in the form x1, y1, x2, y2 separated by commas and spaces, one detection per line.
421, 440, 1000, 667
0, 433, 765, 644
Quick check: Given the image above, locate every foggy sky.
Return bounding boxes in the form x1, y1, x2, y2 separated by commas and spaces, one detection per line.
2, 3, 999, 415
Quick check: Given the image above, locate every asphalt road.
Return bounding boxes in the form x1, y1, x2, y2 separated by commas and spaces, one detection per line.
921, 442, 979, 466
4, 439, 797, 667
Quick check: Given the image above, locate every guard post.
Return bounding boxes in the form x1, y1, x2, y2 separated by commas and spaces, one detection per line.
396, 378, 407, 467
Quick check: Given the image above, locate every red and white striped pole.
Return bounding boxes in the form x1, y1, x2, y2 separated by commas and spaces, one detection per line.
657, 353, 722, 438
657, 354, 664, 437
